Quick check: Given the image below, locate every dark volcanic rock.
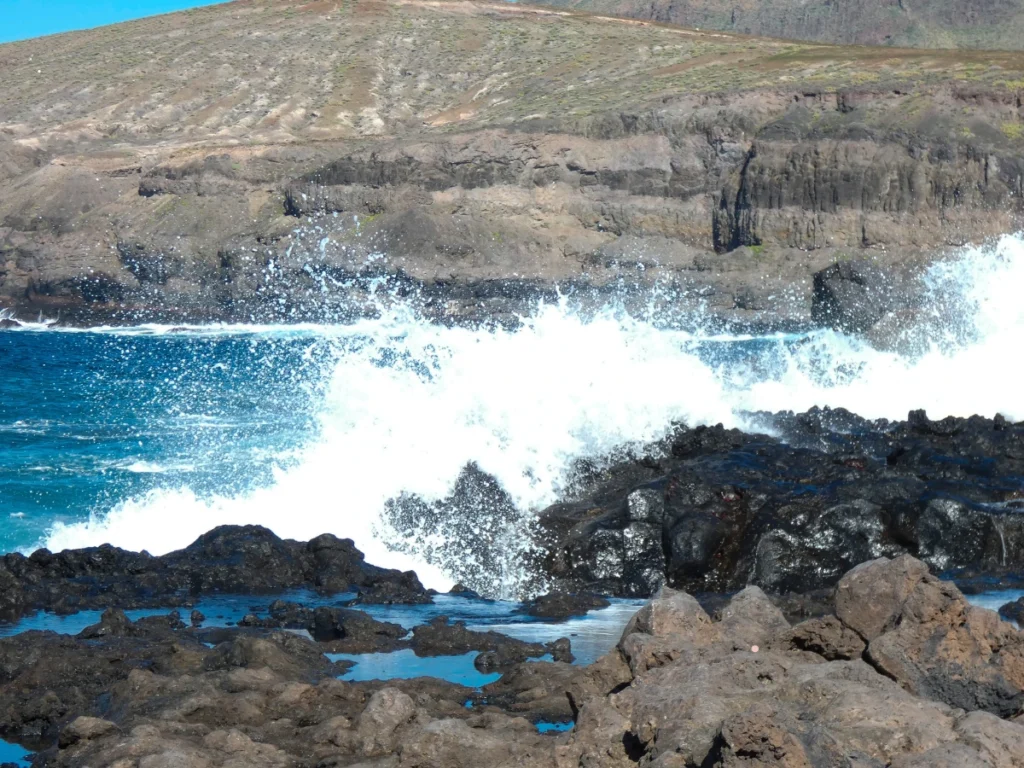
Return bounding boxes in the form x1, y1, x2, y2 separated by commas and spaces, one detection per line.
812, 259, 906, 333
411, 617, 574, 670
519, 592, 611, 621
237, 601, 408, 652
999, 597, 1024, 625
0, 525, 431, 623
536, 409, 1024, 597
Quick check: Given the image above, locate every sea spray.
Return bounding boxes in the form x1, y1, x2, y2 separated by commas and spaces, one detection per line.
40, 234, 1024, 596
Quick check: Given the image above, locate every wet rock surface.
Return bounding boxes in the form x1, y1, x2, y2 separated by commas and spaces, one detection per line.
4, 555, 1024, 768
1000, 597, 1024, 625
238, 602, 408, 653
411, 617, 574, 670
0, 526, 430, 623
534, 407, 1024, 597
519, 593, 612, 621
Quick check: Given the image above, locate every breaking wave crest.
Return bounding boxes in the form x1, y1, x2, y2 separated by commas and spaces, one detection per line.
42, 234, 1024, 596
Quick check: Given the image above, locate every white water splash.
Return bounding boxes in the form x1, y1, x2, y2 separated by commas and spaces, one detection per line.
42, 234, 1024, 593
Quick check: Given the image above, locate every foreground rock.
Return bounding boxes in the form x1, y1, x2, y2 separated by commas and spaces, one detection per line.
8, 555, 1024, 768
838, 556, 1024, 717
0, 525, 430, 622
561, 555, 1024, 768
529, 408, 1024, 597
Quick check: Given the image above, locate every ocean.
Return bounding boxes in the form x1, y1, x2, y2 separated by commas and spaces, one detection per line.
2, 234, 1024, 597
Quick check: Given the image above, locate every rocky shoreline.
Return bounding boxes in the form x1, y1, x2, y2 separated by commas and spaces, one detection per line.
384, 407, 1024, 599
1, 403, 1023, 766
3, 542, 1024, 767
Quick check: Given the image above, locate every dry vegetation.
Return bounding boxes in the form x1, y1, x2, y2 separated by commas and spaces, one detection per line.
4, 0, 1024, 154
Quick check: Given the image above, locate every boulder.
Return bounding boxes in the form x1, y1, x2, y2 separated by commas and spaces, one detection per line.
410, 617, 572, 669
59, 716, 118, 748
811, 260, 901, 334
357, 688, 417, 755
837, 556, 1024, 717
954, 711, 1024, 768
618, 587, 722, 674
519, 592, 611, 620
999, 597, 1024, 626
834, 555, 943, 641
716, 585, 790, 649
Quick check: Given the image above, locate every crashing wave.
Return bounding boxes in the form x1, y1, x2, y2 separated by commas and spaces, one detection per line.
40, 234, 1024, 597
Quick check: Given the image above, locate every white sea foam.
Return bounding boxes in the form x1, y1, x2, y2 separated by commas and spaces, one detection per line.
42, 234, 1024, 594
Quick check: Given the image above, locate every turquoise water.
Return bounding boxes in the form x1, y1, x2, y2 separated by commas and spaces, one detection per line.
1, 238, 1022, 593
0, 324, 789, 567
329, 649, 503, 687
0, 737, 30, 766
0, 591, 645, 667
536, 722, 573, 734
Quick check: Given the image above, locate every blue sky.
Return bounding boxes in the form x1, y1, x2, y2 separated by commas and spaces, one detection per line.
0, 0, 229, 44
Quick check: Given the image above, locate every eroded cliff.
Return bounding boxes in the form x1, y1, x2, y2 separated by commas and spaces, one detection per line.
2, 0, 1024, 326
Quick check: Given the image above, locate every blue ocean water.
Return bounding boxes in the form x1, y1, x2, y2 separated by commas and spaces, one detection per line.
0, 322, 786, 567
0, 328, 330, 553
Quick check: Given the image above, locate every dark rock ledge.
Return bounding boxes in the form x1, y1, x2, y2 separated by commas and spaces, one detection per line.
531, 407, 1024, 598
0, 525, 430, 623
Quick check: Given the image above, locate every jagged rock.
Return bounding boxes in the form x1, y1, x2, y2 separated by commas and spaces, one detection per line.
771, 615, 866, 661
77, 608, 138, 639
537, 410, 1024, 598
58, 717, 118, 748
834, 555, 940, 642
357, 688, 417, 755
715, 585, 790, 649
837, 556, 1024, 717
238, 603, 407, 652
618, 587, 721, 674
954, 710, 1024, 768
410, 617, 572, 670
811, 260, 904, 334
0, 526, 431, 622
9, 555, 1024, 768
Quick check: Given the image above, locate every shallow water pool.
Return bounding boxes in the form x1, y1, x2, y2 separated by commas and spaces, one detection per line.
328, 649, 503, 687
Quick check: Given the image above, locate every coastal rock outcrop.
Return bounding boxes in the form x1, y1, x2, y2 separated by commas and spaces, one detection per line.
561, 558, 1024, 768
534, 408, 1024, 597
838, 555, 1024, 717
0, 525, 430, 622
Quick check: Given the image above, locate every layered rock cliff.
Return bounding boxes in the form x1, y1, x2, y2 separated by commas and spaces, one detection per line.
2, 0, 1024, 327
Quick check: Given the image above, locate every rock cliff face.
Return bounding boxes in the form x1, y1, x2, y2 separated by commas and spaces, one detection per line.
2, 0, 1024, 327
